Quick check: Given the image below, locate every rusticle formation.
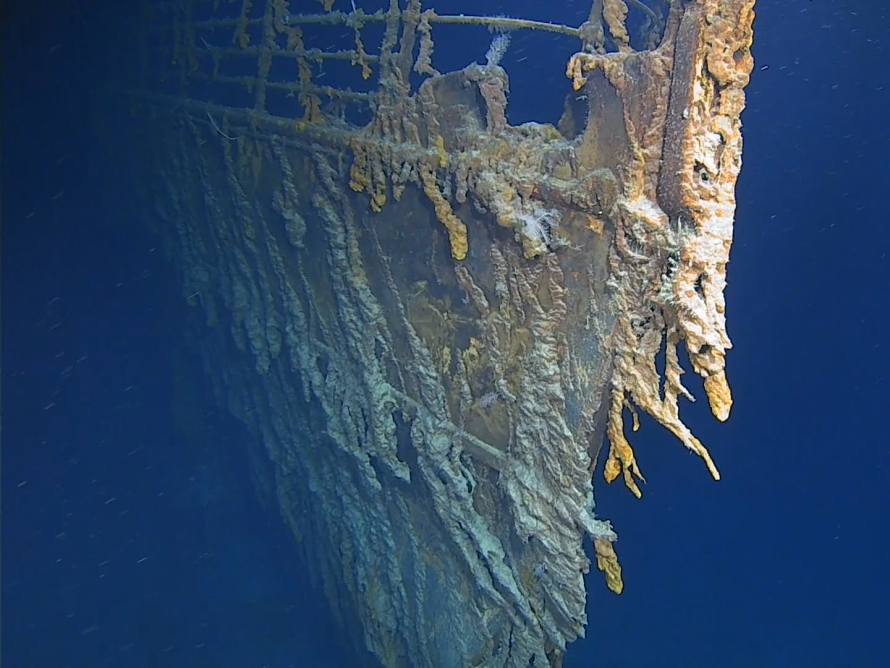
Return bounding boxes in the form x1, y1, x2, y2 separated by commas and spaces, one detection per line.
127, 0, 755, 665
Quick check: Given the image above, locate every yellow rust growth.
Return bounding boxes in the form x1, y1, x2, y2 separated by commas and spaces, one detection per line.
566, 53, 596, 91
419, 166, 468, 261
434, 135, 449, 168
347, 141, 389, 211
584, 214, 605, 235
603, 0, 631, 51
351, 27, 373, 80
605, 392, 644, 499
369, 191, 386, 213
704, 372, 732, 422
605, 313, 723, 497
594, 537, 624, 595
349, 154, 371, 194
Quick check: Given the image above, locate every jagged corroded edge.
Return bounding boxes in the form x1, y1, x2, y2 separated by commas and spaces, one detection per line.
569, 0, 755, 494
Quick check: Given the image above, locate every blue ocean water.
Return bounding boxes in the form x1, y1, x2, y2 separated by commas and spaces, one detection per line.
3, 0, 888, 666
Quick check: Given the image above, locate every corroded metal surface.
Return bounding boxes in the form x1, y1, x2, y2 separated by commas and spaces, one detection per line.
128, 0, 755, 665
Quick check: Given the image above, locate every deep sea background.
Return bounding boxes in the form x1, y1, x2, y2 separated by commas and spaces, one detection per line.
3, 0, 888, 666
